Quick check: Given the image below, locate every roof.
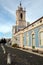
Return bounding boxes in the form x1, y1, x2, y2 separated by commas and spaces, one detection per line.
23, 16, 43, 30
14, 16, 43, 34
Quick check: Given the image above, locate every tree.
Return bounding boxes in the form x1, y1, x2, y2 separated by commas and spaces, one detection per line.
0, 38, 6, 45
0, 39, 1, 44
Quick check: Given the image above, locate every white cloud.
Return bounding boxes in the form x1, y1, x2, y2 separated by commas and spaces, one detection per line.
0, 0, 43, 38
0, 24, 12, 34
4, 6, 15, 16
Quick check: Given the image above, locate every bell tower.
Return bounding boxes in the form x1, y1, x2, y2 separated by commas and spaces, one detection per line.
12, 2, 26, 34
16, 2, 26, 27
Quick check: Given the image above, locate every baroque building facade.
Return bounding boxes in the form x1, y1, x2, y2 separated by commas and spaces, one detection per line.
12, 3, 43, 52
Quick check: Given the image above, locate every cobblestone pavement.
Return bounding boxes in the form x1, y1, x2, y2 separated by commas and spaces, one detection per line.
0, 45, 43, 65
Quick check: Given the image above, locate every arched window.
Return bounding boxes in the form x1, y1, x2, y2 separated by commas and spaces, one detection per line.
32, 34, 35, 46
39, 28, 43, 46
20, 13, 23, 19
32, 31, 35, 46
40, 31, 43, 46
26, 32, 29, 46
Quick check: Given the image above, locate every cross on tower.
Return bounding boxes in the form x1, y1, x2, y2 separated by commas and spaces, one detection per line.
20, 0, 22, 6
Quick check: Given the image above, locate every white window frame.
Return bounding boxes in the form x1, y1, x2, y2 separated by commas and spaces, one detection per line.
39, 28, 43, 46
32, 34, 35, 46
32, 31, 35, 46
26, 32, 29, 46
40, 31, 43, 46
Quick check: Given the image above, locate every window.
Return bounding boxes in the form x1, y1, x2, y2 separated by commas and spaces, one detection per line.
20, 13, 23, 19
26, 33, 29, 46
40, 20, 42, 23
32, 34, 35, 46
32, 24, 34, 27
40, 32, 43, 46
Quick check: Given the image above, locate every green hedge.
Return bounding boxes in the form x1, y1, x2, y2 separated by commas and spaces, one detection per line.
12, 44, 19, 48
32, 46, 35, 49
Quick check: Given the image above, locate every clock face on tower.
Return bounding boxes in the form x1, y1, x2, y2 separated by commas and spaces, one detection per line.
20, 13, 23, 19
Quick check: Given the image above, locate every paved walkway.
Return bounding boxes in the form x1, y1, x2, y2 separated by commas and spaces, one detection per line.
0, 45, 43, 65
17, 48, 43, 57
8, 46, 43, 57
5, 45, 43, 65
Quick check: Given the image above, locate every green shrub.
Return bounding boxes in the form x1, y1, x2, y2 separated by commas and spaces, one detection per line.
32, 46, 35, 49
12, 43, 19, 48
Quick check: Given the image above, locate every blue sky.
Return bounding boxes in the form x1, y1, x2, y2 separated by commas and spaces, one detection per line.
0, 0, 43, 38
